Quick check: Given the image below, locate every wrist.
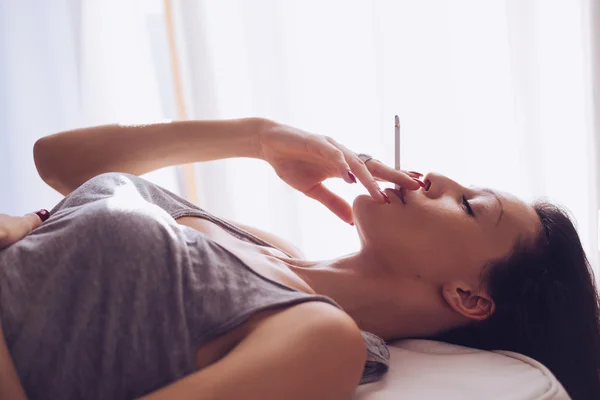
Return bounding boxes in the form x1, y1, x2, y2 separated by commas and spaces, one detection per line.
252, 117, 279, 160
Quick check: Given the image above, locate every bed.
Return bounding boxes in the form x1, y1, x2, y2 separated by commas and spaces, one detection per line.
353, 339, 570, 399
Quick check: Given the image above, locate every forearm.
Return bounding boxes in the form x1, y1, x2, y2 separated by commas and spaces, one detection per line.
34, 118, 268, 195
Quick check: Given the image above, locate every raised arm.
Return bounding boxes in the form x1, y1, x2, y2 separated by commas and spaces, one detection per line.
33, 119, 267, 196
34, 117, 422, 224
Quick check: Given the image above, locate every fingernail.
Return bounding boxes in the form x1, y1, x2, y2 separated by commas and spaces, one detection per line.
35, 209, 50, 222
409, 171, 423, 177
347, 171, 357, 183
413, 178, 426, 188
380, 190, 391, 204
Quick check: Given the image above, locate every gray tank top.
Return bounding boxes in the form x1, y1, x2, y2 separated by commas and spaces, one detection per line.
0, 172, 389, 399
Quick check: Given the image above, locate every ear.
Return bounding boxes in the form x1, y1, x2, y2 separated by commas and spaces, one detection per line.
441, 281, 495, 322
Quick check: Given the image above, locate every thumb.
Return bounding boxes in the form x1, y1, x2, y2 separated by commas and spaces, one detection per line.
0, 209, 49, 249
26, 209, 50, 229
304, 183, 354, 225
20, 209, 50, 236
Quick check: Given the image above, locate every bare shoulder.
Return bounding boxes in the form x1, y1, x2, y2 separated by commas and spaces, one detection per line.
245, 301, 366, 355
141, 301, 366, 400
232, 301, 367, 398
237, 300, 367, 367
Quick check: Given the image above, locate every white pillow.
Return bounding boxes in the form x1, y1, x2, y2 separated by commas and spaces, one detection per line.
353, 339, 570, 400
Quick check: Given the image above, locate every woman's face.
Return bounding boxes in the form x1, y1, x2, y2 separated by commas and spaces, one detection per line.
353, 172, 541, 288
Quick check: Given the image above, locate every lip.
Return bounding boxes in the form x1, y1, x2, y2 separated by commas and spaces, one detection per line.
384, 188, 405, 204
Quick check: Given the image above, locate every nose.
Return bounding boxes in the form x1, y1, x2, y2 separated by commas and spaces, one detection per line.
423, 172, 462, 199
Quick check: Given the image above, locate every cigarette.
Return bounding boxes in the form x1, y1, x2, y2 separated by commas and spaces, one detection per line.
395, 115, 400, 190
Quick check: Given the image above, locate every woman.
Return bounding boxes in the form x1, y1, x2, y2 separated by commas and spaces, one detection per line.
0, 118, 598, 399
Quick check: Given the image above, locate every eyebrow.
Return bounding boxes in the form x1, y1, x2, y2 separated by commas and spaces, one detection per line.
480, 188, 504, 227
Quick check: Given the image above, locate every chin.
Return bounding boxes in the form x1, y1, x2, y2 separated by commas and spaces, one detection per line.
352, 194, 380, 227
352, 194, 399, 250
352, 193, 373, 211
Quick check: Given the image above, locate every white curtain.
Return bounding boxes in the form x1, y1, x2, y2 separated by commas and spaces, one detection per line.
171, 0, 599, 269
2, 0, 598, 270
0, 0, 180, 217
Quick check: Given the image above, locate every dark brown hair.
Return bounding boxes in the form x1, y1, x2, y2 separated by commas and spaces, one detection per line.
430, 202, 600, 399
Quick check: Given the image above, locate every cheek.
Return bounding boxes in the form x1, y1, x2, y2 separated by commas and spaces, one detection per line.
353, 196, 481, 265
399, 208, 478, 261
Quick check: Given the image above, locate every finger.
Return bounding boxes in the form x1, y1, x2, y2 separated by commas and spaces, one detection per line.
21, 209, 49, 236
304, 183, 354, 225
373, 170, 421, 183
350, 159, 387, 202
369, 162, 422, 190
407, 171, 423, 179
35, 209, 50, 222
0, 210, 47, 249
23, 212, 44, 232
326, 140, 386, 203
314, 137, 354, 184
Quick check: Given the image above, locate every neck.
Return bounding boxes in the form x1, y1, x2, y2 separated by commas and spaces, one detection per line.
282, 250, 454, 341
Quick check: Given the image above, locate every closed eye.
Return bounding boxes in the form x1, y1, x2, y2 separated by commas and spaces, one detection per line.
462, 195, 475, 217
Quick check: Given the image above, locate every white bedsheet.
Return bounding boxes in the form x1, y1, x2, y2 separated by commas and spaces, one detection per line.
353, 339, 570, 400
